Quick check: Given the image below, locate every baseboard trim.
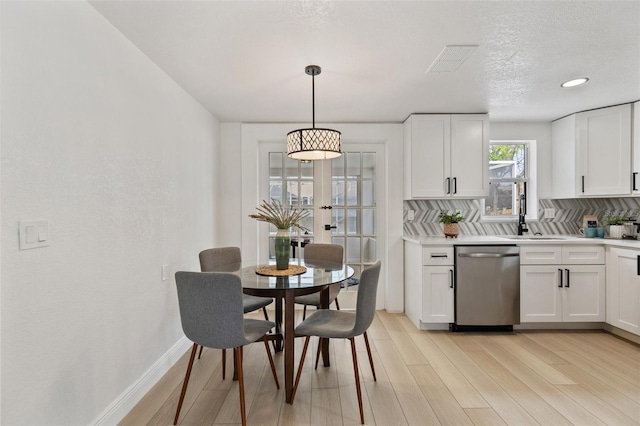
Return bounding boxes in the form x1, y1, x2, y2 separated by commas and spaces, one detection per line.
90, 336, 191, 425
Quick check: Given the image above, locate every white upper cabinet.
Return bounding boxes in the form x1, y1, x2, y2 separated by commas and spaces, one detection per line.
404, 114, 489, 199
551, 103, 632, 198
633, 101, 640, 194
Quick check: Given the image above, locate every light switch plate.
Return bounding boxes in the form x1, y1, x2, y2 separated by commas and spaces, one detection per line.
162, 264, 169, 281
544, 208, 555, 219
19, 220, 49, 250
407, 210, 415, 221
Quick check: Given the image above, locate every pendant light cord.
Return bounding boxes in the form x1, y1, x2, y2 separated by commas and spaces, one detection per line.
311, 73, 315, 128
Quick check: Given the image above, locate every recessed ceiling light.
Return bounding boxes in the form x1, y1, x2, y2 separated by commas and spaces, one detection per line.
561, 78, 589, 88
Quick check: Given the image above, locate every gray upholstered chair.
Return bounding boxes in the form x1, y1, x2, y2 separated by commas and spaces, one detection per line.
294, 243, 344, 319
173, 271, 279, 426
291, 260, 381, 424
199, 247, 273, 366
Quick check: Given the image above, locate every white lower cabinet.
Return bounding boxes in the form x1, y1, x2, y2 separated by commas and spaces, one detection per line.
606, 247, 640, 335
520, 245, 605, 323
404, 242, 454, 329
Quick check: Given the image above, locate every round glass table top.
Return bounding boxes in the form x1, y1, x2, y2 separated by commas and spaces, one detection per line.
207, 258, 354, 290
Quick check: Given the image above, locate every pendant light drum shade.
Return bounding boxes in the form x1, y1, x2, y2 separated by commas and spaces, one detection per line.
287, 65, 341, 161
287, 128, 342, 160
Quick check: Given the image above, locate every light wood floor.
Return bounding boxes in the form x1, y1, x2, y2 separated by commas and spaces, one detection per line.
120, 310, 640, 425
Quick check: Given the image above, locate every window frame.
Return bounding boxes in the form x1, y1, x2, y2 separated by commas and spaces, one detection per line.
482, 140, 538, 222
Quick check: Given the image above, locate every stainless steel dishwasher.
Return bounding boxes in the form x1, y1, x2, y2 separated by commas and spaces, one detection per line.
453, 245, 520, 331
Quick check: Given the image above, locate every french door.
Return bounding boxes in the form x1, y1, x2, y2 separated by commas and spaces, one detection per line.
259, 142, 384, 308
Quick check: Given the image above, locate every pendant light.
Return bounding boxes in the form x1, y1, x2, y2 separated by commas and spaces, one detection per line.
287, 65, 342, 160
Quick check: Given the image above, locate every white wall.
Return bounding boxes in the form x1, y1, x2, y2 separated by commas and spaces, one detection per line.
490, 121, 553, 198
219, 122, 404, 312
1, 2, 219, 424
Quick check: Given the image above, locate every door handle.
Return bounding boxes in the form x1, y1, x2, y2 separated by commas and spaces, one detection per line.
452, 177, 457, 194
581, 176, 585, 193
324, 224, 337, 231
449, 269, 454, 288
633, 172, 638, 191
558, 269, 563, 288
319, 205, 333, 210
565, 268, 570, 288
637, 255, 639, 276
446, 177, 451, 194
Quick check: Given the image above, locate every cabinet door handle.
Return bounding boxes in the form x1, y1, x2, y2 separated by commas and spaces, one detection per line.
446, 177, 451, 194
581, 176, 585, 193
637, 255, 640, 276
453, 177, 457, 194
558, 269, 563, 288
449, 269, 454, 288
565, 268, 570, 288
634, 172, 638, 191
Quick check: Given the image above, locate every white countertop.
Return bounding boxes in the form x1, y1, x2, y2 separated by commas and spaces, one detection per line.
403, 234, 640, 249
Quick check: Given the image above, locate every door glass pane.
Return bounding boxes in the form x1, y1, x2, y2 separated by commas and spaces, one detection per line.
270, 181, 282, 200
362, 180, 374, 206
300, 181, 314, 206
346, 237, 361, 263
270, 152, 282, 178
362, 209, 375, 234
332, 181, 345, 206
332, 156, 345, 178
347, 209, 360, 234
363, 153, 375, 178
347, 153, 361, 177
363, 237, 377, 263
300, 160, 313, 178
285, 181, 298, 206
332, 208, 345, 234
346, 181, 358, 206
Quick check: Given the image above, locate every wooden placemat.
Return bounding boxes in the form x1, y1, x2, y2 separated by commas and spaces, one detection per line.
255, 265, 307, 276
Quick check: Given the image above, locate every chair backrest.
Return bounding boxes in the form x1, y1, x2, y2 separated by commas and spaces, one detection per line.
353, 260, 382, 336
304, 243, 343, 264
175, 271, 248, 349
199, 247, 241, 272
304, 243, 344, 301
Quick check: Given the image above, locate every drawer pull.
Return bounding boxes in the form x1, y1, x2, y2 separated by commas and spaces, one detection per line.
558, 269, 563, 288
430, 254, 449, 258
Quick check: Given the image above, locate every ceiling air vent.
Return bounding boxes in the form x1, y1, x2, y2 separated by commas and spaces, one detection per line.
427, 45, 479, 73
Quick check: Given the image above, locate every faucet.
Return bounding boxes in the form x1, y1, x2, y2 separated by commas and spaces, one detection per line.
517, 193, 528, 236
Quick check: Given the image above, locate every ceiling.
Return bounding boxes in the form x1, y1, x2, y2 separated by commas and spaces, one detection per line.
90, 0, 640, 123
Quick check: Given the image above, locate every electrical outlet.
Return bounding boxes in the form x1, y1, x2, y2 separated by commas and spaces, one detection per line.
544, 208, 555, 219
407, 210, 415, 221
162, 264, 169, 281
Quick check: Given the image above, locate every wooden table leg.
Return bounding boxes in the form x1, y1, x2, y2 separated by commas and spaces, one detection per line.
320, 286, 331, 367
284, 291, 295, 403
274, 296, 283, 352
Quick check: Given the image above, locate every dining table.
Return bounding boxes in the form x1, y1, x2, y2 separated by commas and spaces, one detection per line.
207, 258, 354, 403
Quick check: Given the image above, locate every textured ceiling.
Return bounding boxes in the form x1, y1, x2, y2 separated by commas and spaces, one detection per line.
90, 0, 640, 123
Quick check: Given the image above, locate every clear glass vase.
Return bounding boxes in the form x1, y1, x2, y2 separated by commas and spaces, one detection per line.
275, 228, 290, 270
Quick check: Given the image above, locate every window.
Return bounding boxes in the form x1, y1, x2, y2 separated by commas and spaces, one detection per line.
483, 141, 536, 220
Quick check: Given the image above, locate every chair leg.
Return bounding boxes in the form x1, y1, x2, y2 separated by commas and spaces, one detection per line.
335, 297, 340, 310
302, 305, 307, 320
262, 306, 269, 321
350, 337, 365, 424
363, 331, 377, 381
222, 348, 226, 380
235, 347, 247, 426
291, 336, 311, 404
314, 337, 322, 370
197, 345, 204, 359
263, 336, 280, 389
173, 343, 198, 425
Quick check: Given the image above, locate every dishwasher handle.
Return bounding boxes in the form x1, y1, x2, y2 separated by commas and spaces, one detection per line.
458, 252, 520, 258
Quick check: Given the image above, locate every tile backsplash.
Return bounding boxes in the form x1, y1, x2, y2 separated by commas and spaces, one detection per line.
404, 198, 640, 236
